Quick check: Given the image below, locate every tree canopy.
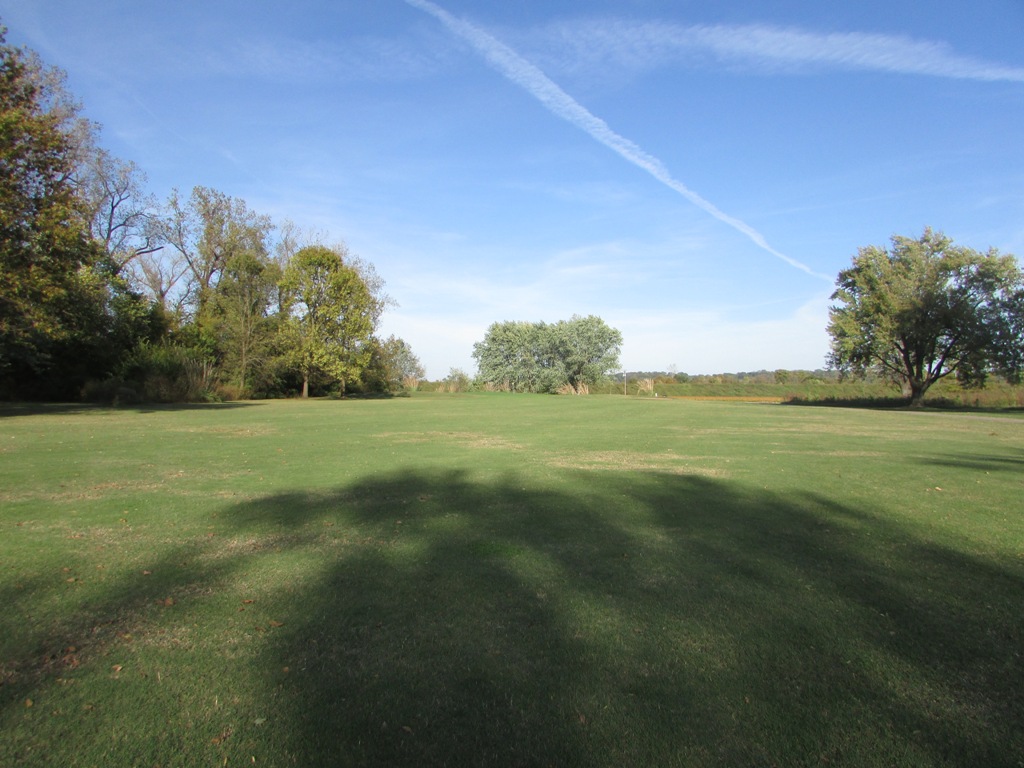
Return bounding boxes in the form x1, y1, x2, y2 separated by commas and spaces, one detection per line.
0, 32, 417, 402
827, 228, 1023, 406
0, 29, 153, 397
280, 245, 381, 398
473, 315, 622, 394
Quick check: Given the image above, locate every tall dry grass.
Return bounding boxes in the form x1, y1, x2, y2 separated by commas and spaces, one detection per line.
557, 382, 590, 395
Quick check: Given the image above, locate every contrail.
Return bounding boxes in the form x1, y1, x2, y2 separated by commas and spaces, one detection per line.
405, 0, 831, 281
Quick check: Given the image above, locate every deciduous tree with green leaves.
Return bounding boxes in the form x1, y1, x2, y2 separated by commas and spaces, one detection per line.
473, 314, 622, 394
210, 249, 280, 397
159, 186, 273, 320
0, 29, 150, 397
280, 245, 381, 398
548, 314, 623, 394
361, 335, 425, 393
828, 228, 1023, 407
472, 320, 545, 392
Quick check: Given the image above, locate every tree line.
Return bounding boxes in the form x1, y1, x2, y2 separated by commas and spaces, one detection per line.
467, 228, 1024, 407
0, 30, 422, 401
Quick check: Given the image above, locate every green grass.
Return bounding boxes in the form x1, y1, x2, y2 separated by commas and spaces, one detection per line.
1, 394, 1022, 767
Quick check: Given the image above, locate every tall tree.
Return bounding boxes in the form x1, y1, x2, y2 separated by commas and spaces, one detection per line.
473, 315, 622, 393
548, 314, 623, 393
0, 30, 103, 393
472, 320, 545, 392
828, 228, 1024, 406
210, 249, 279, 397
280, 245, 381, 398
159, 186, 273, 319
133, 244, 189, 316
78, 148, 161, 274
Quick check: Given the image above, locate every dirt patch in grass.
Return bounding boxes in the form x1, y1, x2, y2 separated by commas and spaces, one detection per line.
767, 450, 885, 458
164, 425, 276, 438
547, 450, 729, 477
0, 479, 170, 504
0, 467, 258, 505
375, 431, 524, 450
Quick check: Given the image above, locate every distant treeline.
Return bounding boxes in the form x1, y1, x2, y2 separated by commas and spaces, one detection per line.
613, 369, 842, 384
419, 368, 1023, 408
597, 370, 1024, 407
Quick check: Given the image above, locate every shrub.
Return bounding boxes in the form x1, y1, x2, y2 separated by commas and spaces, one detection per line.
118, 343, 218, 402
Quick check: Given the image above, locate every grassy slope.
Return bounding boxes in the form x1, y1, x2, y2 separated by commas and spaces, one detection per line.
1, 395, 1022, 767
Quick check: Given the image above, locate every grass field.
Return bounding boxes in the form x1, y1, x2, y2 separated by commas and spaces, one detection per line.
1, 394, 1022, 767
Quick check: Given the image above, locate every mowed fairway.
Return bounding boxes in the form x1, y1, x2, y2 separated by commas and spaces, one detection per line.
1, 395, 1022, 767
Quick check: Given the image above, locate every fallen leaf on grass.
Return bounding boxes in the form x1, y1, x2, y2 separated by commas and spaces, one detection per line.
111, 665, 122, 674
268, 620, 284, 628
157, 597, 175, 607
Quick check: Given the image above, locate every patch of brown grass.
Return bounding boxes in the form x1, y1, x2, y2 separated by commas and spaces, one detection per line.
667, 395, 786, 403
165, 425, 276, 438
547, 450, 728, 477
374, 431, 524, 450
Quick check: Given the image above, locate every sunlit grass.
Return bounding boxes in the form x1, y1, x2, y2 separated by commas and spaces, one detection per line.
1, 395, 1022, 766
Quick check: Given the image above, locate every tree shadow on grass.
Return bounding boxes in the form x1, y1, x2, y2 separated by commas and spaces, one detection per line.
225, 470, 1023, 767
2, 469, 1021, 767
0, 401, 261, 418
785, 397, 1024, 415
915, 449, 1024, 473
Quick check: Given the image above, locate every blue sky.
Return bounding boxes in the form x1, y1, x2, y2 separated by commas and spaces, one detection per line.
2, 1, 1022, 377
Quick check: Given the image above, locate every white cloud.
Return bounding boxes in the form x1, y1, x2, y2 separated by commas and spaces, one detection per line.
534, 19, 1024, 83
216, 35, 447, 83
612, 292, 833, 375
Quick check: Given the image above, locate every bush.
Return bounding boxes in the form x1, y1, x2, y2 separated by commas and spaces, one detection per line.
437, 368, 472, 393
118, 343, 218, 402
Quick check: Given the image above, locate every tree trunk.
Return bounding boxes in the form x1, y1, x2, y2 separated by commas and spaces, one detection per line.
239, 347, 247, 398
907, 378, 928, 408
301, 376, 309, 399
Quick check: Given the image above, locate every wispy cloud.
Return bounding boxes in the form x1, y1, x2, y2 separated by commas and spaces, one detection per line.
218, 36, 447, 83
613, 292, 832, 373
534, 19, 1024, 82
405, 0, 829, 281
